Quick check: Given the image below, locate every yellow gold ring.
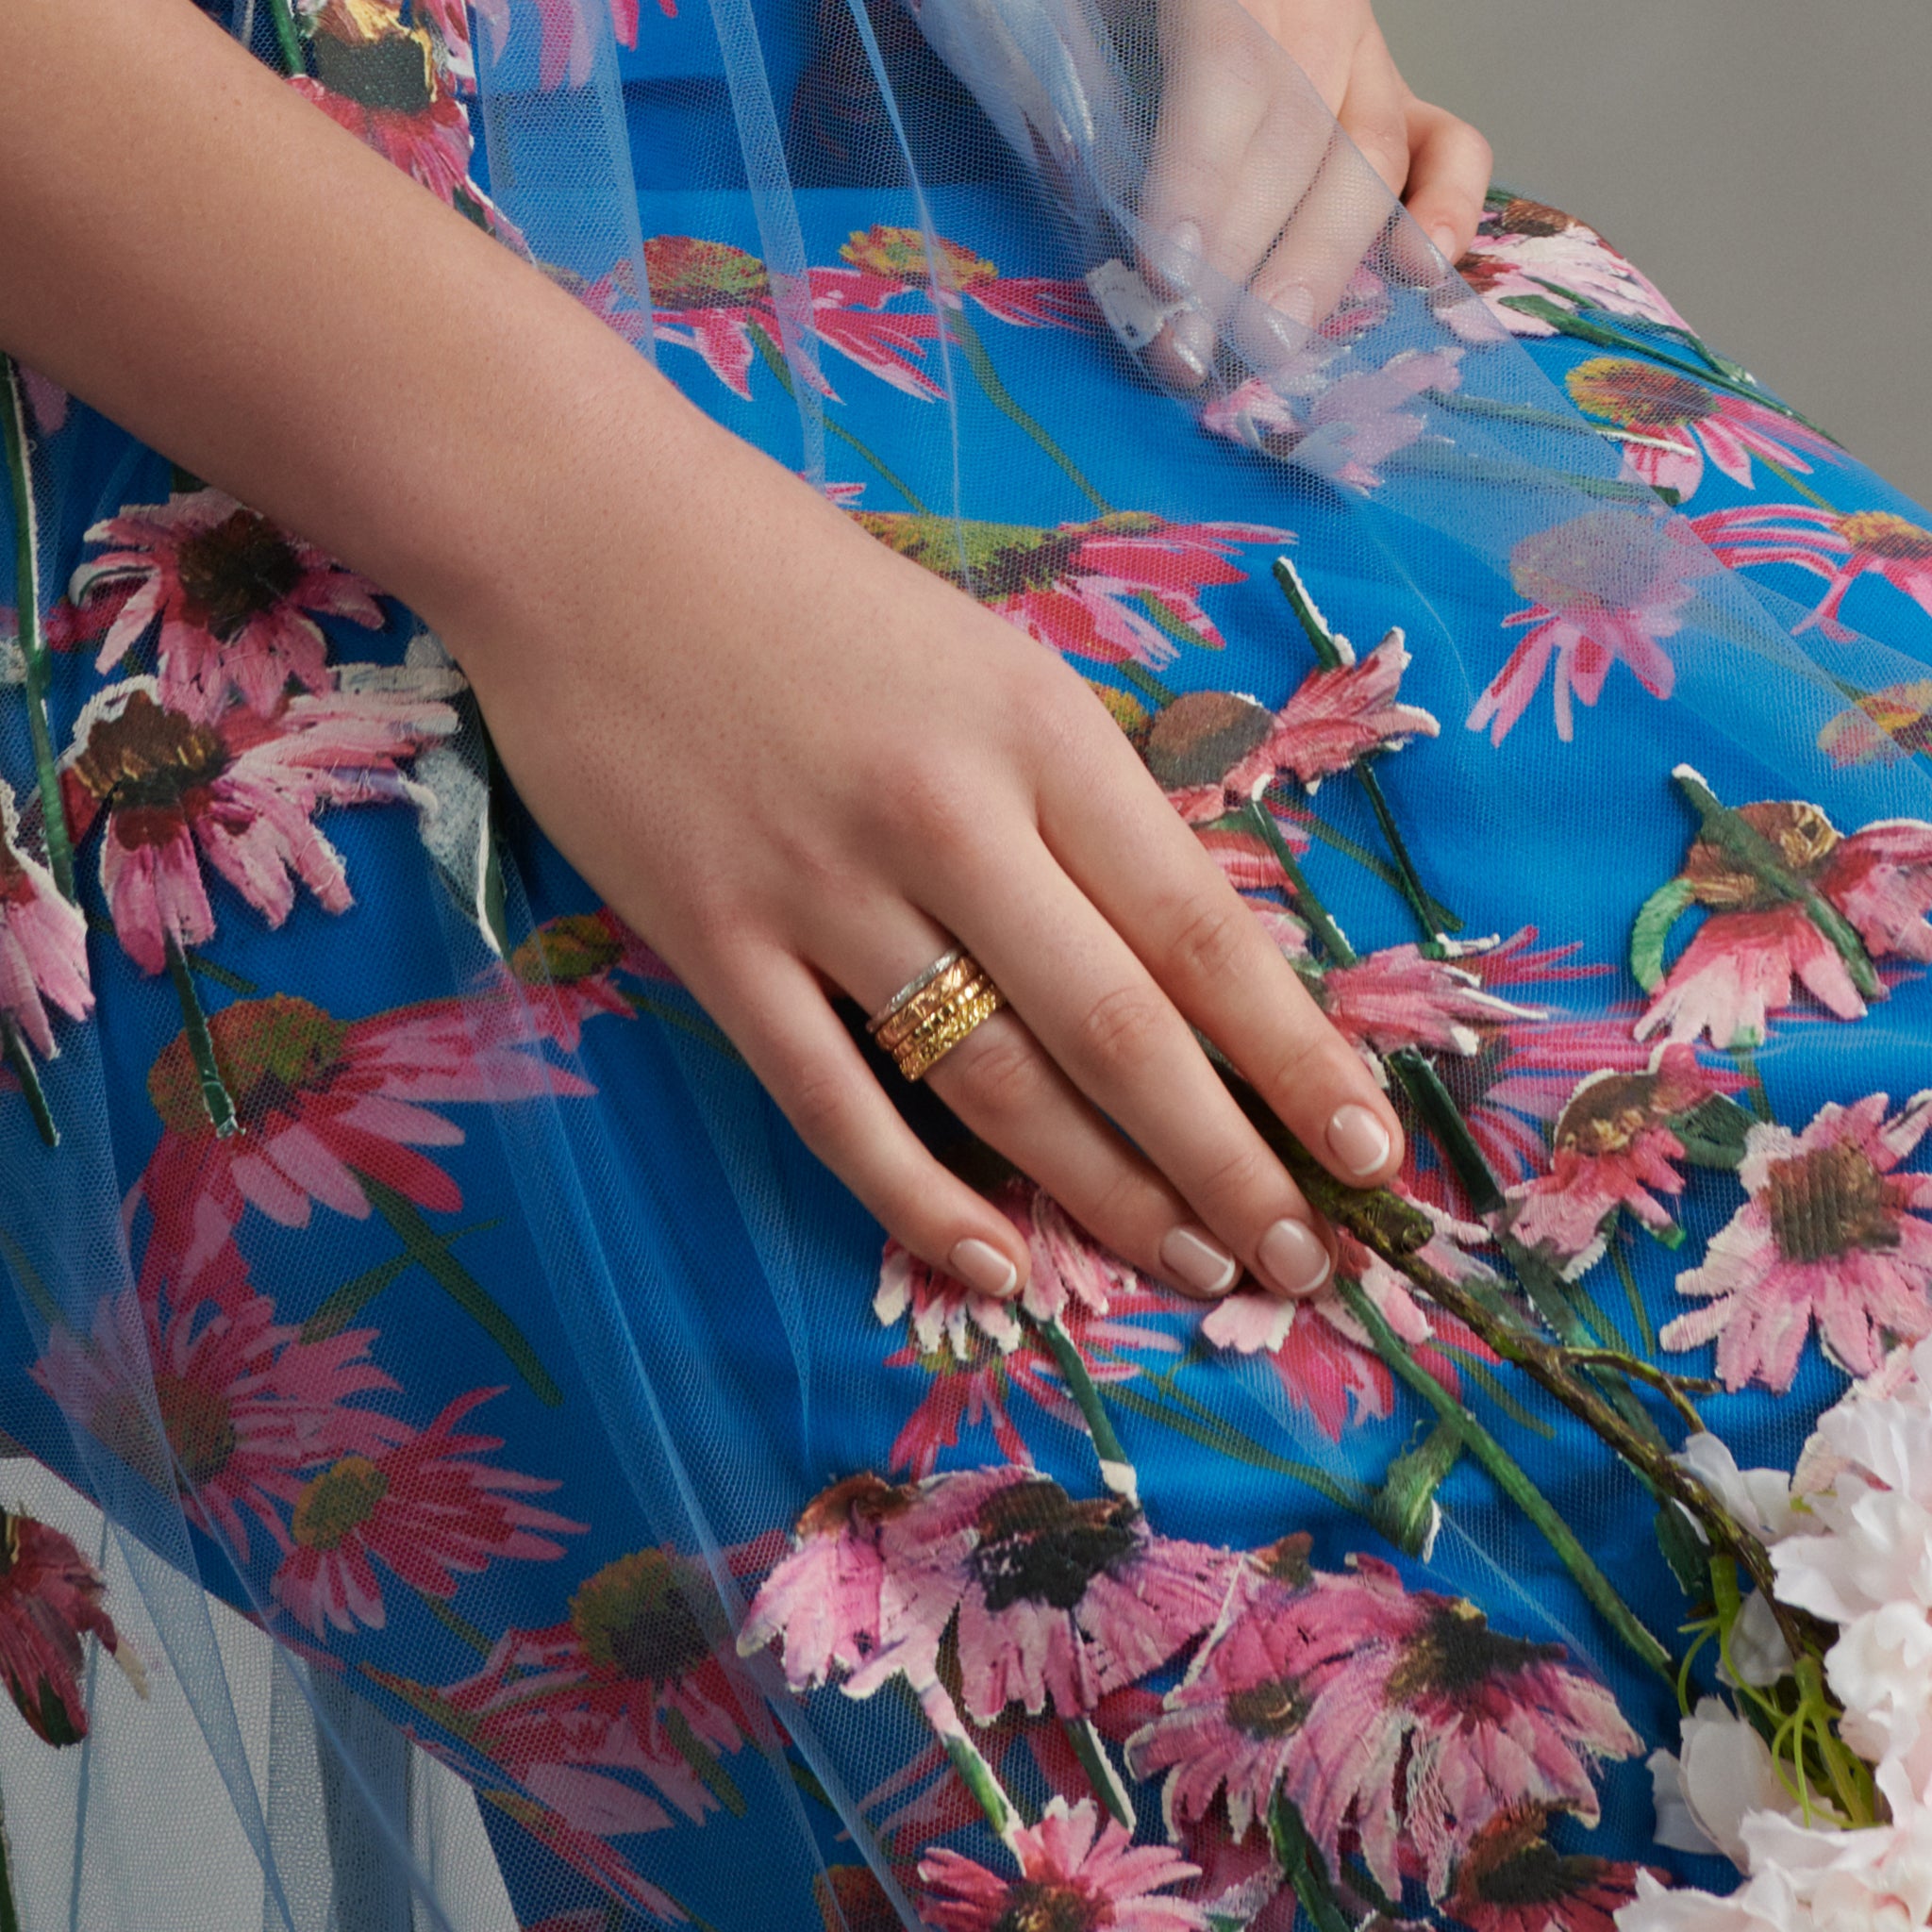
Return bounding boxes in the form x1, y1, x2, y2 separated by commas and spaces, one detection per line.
867, 948, 1007, 1082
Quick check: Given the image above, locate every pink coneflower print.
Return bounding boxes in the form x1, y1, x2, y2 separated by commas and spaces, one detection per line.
0, 1508, 145, 1746
1817, 678, 1932, 768
138, 991, 591, 1264
480, 908, 673, 1053
1312, 941, 1536, 1064
839, 225, 1096, 331
643, 235, 942, 401
1693, 502, 1932, 641
1126, 1543, 1639, 1901
291, 22, 476, 204
1504, 1046, 1740, 1273
1143, 633, 1438, 824
885, 1335, 1032, 1478
1444, 198, 1690, 342
70, 489, 386, 722
0, 778, 91, 1061
921, 1797, 1208, 1932
1635, 794, 1932, 1046
856, 509, 1279, 671
1565, 358, 1840, 502
59, 677, 458, 976
270, 1388, 582, 1636
1661, 1091, 1932, 1391
1201, 346, 1462, 490
1441, 1807, 1652, 1932
1470, 509, 1717, 744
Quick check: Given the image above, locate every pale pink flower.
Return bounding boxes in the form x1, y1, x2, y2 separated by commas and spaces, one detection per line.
1126, 1542, 1639, 1901
270, 1388, 582, 1636
1566, 358, 1841, 502
839, 225, 1096, 331
1636, 795, 1932, 1047
0, 777, 92, 1059
1693, 503, 1932, 641
1470, 509, 1718, 744
1202, 346, 1463, 489
1662, 1091, 1932, 1392
1445, 198, 1690, 341
70, 489, 385, 722
1145, 630, 1439, 824
857, 508, 1282, 671
1505, 1045, 1740, 1272
60, 677, 458, 975
1314, 941, 1537, 1062
0, 1508, 143, 1746
920, 1797, 1208, 1932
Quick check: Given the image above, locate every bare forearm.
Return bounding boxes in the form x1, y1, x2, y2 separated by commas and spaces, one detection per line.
0, 0, 704, 650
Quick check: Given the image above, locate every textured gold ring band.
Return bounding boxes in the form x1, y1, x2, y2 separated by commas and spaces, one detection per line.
867, 946, 968, 1035
872, 956, 986, 1053
891, 978, 1007, 1082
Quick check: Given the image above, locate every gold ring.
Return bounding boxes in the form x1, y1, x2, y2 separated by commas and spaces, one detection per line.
867, 948, 1007, 1081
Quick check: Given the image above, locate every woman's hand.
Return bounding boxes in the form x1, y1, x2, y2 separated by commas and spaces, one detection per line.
459, 403, 1407, 1305
1139, 0, 1491, 383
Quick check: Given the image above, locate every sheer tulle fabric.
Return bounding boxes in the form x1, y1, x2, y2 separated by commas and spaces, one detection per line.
6, 0, 1932, 1925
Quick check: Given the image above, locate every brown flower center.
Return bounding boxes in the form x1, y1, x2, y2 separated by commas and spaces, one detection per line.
858, 510, 1161, 603
1682, 799, 1840, 910
970, 1481, 1139, 1613
67, 690, 227, 826
1384, 1602, 1562, 1705
641, 235, 770, 309
568, 1548, 715, 1685
148, 993, 349, 1137
1765, 1139, 1899, 1264
1837, 510, 1932, 563
308, 25, 436, 114
1554, 1073, 1666, 1158
841, 225, 997, 291
1140, 690, 1274, 790
291, 1455, 389, 1550
813, 1867, 903, 1932
1224, 1674, 1309, 1739
1566, 357, 1708, 431
1453, 1808, 1607, 1909
1493, 197, 1576, 239
794, 1471, 910, 1542
156, 1370, 238, 1486
173, 508, 307, 641
510, 913, 624, 989
991, 1880, 1106, 1932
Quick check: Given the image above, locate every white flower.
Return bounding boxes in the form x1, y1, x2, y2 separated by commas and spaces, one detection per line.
1648, 1697, 1805, 1870
1676, 1431, 1804, 1542
1827, 1604, 1932, 1761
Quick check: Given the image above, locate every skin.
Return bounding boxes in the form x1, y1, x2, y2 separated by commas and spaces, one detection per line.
0, 0, 1483, 1306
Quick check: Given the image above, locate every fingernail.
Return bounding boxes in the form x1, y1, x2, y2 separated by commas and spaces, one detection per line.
1148, 219, 1204, 297
1270, 280, 1317, 326
950, 1238, 1019, 1299
1159, 1225, 1240, 1297
1428, 224, 1459, 263
1326, 1103, 1393, 1179
1257, 1217, 1332, 1298
1165, 307, 1216, 385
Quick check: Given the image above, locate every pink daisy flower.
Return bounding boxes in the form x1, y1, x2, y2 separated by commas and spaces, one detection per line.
920, 1797, 1207, 1932
886, 1339, 1032, 1479
479, 908, 675, 1053
0, 1508, 145, 1746
59, 676, 458, 976
1314, 942, 1538, 1064
1201, 346, 1462, 490
439, 1545, 752, 1825
643, 234, 941, 401
1470, 509, 1718, 745
270, 1387, 582, 1636
1661, 1091, 1932, 1391
1635, 792, 1932, 1046
839, 225, 1096, 331
857, 509, 1280, 671
1566, 358, 1840, 502
1817, 678, 1932, 768
516, 0, 645, 91
138, 991, 591, 1270
290, 23, 476, 203
1126, 1542, 1639, 1901
0, 777, 92, 1061
1444, 198, 1690, 342
69, 489, 386, 722
1504, 1045, 1740, 1272
1692, 501, 1932, 641
1144, 632, 1438, 824
1441, 1807, 1655, 1932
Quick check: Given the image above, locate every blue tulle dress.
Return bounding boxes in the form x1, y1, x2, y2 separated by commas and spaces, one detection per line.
7, 1, 1932, 1927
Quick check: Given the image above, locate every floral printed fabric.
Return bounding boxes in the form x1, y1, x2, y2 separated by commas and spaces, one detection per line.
11, 4, 1932, 1927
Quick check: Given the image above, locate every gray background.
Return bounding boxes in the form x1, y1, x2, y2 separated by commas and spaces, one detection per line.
1375, 0, 1932, 504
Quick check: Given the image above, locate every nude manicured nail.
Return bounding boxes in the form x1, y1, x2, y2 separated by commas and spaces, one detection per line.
1257, 1217, 1332, 1298
1159, 1225, 1240, 1297
1326, 1103, 1392, 1179
950, 1238, 1019, 1299
1166, 307, 1216, 385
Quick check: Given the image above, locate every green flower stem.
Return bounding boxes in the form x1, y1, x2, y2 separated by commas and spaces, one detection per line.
1558, 1348, 1714, 1431
2, 356, 75, 904
264, 0, 306, 75
301, 1216, 502, 1341
1424, 386, 1683, 456
1339, 1275, 1671, 1677
946, 305, 1109, 513
1231, 800, 1355, 963
1607, 1237, 1658, 1353
1027, 1312, 1139, 1505
352, 1169, 563, 1405
1270, 556, 1454, 951
1114, 661, 1177, 712
1277, 795, 1462, 934
162, 937, 239, 1139
1672, 766, 1881, 1001
1733, 1045, 1774, 1124
915, 1677, 1022, 1851
1267, 1791, 1353, 1932
1755, 453, 1838, 514
1385, 438, 1672, 505
0, 1019, 56, 1148
1062, 1715, 1135, 1830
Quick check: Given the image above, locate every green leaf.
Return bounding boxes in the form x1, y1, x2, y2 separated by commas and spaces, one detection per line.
1671, 1091, 1759, 1171
1267, 1791, 1354, 1932
1631, 875, 1695, 991
1370, 1420, 1460, 1557
1657, 1499, 1710, 1600
1390, 1047, 1504, 1217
